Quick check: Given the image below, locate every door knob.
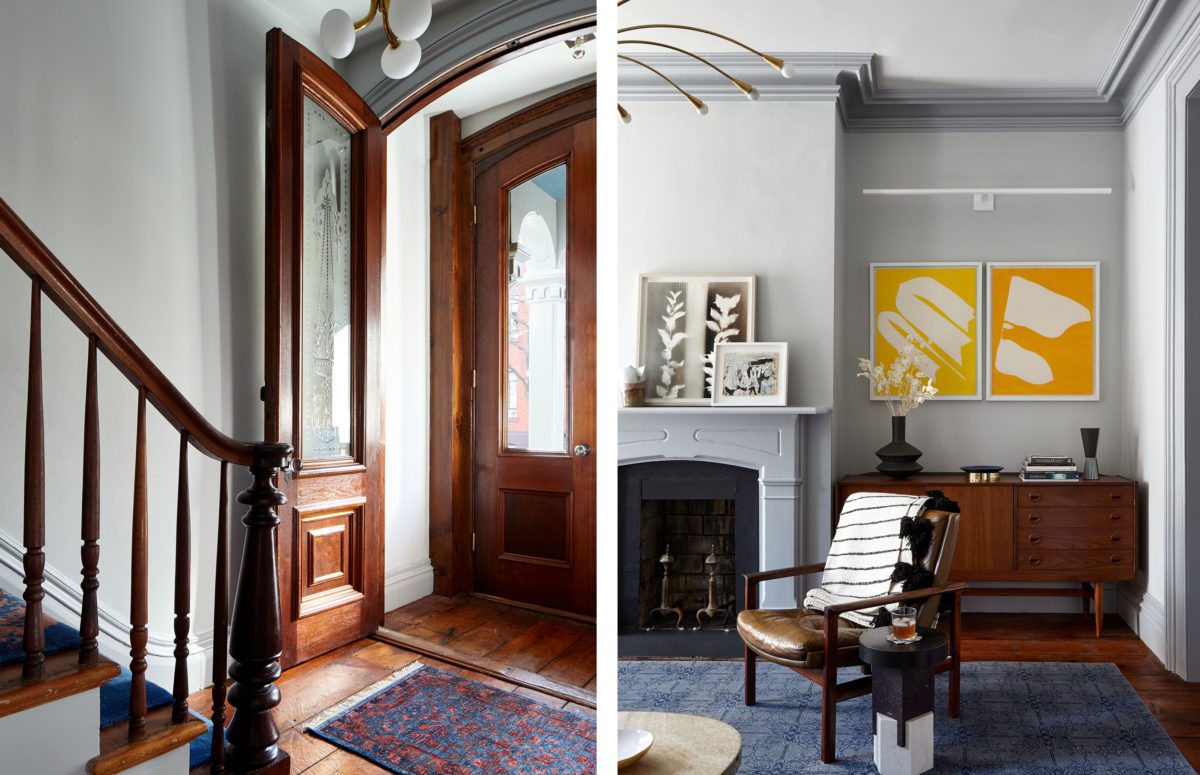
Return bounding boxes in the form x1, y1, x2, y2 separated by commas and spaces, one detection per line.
573, 443, 592, 457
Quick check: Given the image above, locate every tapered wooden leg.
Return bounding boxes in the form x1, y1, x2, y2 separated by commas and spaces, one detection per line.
744, 646, 756, 706
1094, 582, 1104, 638
1081, 582, 1090, 616
949, 589, 962, 718
822, 612, 838, 763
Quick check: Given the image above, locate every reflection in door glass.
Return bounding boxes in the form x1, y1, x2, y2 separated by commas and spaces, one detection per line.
506, 164, 568, 453
301, 96, 353, 460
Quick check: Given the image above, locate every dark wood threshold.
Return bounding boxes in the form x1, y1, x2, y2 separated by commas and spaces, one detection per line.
88, 705, 208, 775
372, 627, 596, 709
470, 592, 596, 625
0, 651, 120, 719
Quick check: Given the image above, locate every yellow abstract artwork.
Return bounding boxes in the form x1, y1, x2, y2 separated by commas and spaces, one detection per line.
871, 263, 981, 399
988, 263, 1098, 399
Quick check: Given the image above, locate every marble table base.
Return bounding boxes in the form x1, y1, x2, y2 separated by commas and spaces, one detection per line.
617, 711, 741, 775
874, 712, 934, 775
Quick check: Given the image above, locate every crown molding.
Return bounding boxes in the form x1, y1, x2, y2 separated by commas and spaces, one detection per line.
364, 0, 594, 118
617, 0, 1200, 131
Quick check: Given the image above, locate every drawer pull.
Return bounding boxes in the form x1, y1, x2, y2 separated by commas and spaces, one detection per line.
1028, 533, 1041, 544
1111, 533, 1122, 543
1028, 555, 1041, 566
1109, 513, 1122, 523
1028, 514, 1042, 524
1110, 493, 1122, 501
1028, 492, 1042, 502
1110, 554, 1122, 564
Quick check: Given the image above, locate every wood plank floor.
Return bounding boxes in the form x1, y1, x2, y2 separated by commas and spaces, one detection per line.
189, 594, 595, 774
960, 612, 1200, 771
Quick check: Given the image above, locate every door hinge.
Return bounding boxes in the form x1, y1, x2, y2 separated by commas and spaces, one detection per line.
473, 205, 477, 225
472, 369, 477, 389
472, 532, 476, 552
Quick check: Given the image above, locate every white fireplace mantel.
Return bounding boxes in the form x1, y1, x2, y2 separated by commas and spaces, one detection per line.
618, 406, 833, 609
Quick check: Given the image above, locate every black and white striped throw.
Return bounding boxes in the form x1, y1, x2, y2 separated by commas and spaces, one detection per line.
804, 491, 930, 627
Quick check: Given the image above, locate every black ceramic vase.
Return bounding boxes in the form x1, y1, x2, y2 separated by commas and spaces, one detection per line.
876, 416, 923, 479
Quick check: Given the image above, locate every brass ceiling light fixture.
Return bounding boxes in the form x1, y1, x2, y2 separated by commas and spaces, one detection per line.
321, 0, 433, 80
617, 2, 793, 122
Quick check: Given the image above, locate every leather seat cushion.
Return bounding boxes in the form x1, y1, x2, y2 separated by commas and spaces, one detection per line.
736, 609, 867, 669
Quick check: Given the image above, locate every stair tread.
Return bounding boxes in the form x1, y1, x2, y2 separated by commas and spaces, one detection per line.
88, 704, 208, 775
0, 650, 120, 719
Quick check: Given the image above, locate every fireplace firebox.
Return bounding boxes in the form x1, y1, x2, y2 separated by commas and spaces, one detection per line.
619, 461, 759, 657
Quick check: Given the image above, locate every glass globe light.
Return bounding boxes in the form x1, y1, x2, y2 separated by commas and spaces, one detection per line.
388, 0, 433, 42
381, 39, 422, 79
320, 8, 356, 59
779, 62, 794, 78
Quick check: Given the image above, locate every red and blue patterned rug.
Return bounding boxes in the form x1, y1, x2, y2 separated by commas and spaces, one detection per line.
308, 664, 596, 774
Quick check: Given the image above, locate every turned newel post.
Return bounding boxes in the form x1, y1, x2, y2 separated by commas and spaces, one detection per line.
225, 442, 292, 775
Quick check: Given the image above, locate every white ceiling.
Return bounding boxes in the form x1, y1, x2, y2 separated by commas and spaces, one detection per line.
619, 0, 1143, 91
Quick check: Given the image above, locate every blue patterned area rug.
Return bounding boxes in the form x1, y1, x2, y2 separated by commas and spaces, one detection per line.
619, 660, 1193, 774
307, 663, 596, 774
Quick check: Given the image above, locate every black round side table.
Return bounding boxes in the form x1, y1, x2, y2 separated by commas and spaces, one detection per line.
858, 626, 948, 775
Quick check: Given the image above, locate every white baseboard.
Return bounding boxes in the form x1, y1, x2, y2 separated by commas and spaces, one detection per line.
1119, 582, 1167, 663
384, 559, 435, 612
0, 528, 212, 692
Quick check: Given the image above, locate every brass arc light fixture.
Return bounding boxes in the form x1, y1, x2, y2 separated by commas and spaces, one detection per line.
321, 0, 433, 80
617, 9, 793, 122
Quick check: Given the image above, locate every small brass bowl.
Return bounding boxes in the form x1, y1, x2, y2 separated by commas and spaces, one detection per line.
962, 466, 1003, 483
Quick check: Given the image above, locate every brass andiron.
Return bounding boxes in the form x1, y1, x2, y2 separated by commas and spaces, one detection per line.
645, 545, 684, 630
695, 545, 731, 631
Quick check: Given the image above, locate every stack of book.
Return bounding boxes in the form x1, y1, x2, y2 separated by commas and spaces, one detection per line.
1020, 455, 1080, 481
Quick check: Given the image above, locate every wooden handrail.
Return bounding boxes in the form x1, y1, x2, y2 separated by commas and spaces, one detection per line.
0, 196, 254, 466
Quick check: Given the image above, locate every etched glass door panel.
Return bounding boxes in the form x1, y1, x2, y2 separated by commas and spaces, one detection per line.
505, 164, 568, 453
301, 96, 353, 461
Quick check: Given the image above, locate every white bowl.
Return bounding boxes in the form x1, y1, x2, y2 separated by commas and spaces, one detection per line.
617, 727, 654, 769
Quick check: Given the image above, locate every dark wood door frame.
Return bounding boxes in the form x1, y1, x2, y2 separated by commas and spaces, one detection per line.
428, 82, 595, 600
379, 17, 594, 134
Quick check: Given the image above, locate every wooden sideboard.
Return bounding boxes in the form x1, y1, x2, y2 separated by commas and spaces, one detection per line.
836, 473, 1138, 637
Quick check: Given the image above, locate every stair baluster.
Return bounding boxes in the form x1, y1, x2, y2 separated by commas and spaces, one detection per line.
172, 431, 191, 723
23, 280, 46, 682
128, 389, 149, 741
79, 336, 100, 665
211, 461, 229, 773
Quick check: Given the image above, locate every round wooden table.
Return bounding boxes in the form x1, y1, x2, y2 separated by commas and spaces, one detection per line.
617, 711, 741, 774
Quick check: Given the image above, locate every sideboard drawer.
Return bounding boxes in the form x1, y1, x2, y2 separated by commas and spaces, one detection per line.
1017, 549, 1135, 571
1017, 486, 1135, 508
1018, 508, 1134, 530
1017, 527, 1132, 550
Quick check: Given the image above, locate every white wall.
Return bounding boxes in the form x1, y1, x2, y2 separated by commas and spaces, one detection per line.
617, 101, 842, 407
0, 0, 323, 690
1122, 80, 1171, 660
840, 131, 1126, 475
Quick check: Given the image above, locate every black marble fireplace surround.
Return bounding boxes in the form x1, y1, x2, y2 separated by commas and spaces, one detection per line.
619, 460, 760, 657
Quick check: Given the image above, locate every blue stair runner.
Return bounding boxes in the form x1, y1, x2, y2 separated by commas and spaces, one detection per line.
1, 589, 213, 769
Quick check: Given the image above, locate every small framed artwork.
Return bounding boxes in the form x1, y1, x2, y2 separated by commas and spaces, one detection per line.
711, 342, 788, 406
637, 274, 756, 405
870, 262, 983, 400
986, 262, 1099, 401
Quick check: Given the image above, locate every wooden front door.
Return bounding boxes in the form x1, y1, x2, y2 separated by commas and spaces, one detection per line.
472, 114, 596, 616
265, 29, 384, 667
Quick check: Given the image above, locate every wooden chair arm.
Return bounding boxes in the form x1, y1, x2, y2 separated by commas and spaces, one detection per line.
824, 582, 969, 616
744, 563, 826, 585
743, 563, 826, 612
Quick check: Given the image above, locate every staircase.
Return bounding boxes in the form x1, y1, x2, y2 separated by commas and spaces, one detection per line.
0, 196, 292, 773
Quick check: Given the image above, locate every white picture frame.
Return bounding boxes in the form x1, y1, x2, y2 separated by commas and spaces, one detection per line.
869, 262, 984, 401
985, 261, 1100, 401
711, 342, 788, 407
636, 273, 756, 406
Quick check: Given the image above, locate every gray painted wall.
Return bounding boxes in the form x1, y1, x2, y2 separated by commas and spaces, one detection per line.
839, 131, 1126, 476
